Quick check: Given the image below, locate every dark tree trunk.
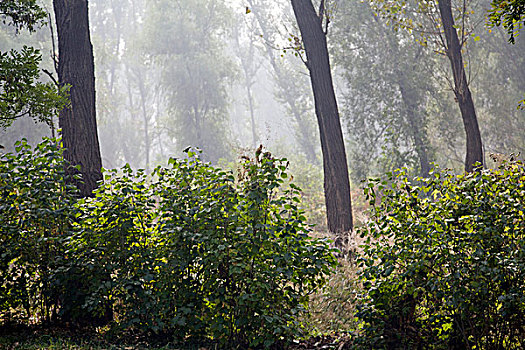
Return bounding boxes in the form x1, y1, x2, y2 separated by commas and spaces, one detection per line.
290, 0, 353, 234
438, 0, 483, 172
53, 0, 111, 328
54, 0, 102, 196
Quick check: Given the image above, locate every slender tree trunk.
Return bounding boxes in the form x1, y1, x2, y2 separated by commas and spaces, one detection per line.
248, 0, 319, 163
398, 77, 431, 177
437, 0, 483, 172
290, 0, 353, 234
54, 0, 102, 196
137, 72, 150, 172
247, 83, 258, 149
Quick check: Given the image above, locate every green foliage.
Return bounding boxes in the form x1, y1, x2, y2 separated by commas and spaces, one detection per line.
74, 149, 336, 347
355, 163, 525, 348
0, 0, 47, 32
0, 0, 68, 135
1, 140, 337, 348
0, 46, 69, 129
0, 138, 79, 323
0, 0, 68, 134
488, 0, 525, 43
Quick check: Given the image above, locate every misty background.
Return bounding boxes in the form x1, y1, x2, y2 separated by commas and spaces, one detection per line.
1, 0, 523, 182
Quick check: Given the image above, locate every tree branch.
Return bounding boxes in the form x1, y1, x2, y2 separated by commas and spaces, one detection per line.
42, 68, 59, 86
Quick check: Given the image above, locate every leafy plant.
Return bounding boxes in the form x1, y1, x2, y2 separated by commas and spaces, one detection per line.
0, 0, 47, 32
488, 0, 525, 43
355, 162, 525, 349
1, 0, 69, 131
0, 47, 69, 129
0, 138, 79, 323
1, 140, 337, 348
69, 148, 337, 347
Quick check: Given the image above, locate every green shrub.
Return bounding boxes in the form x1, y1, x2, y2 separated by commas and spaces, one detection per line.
71, 148, 337, 347
1, 140, 337, 348
0, 139, 79, 323
355, 162, 525, 349
69, 164, 160, 330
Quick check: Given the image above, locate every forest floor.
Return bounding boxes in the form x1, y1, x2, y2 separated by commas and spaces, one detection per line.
0, 324, 354, 349
0, 243, 360, 350
0, 233, 360, 350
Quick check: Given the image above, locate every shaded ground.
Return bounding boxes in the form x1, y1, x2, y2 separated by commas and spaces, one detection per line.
0, 324, 353, 349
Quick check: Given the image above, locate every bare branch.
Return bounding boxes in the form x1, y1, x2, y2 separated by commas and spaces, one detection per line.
42, 68, 59, 86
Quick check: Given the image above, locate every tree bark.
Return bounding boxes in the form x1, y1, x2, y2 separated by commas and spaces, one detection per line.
438, 0, 483, 172
54, 0, 102, 196
290, 0, 353, 234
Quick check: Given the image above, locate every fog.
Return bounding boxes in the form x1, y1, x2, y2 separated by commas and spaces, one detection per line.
1, 0, 524, 182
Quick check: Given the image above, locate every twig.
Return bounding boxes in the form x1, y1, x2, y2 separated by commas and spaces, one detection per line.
42, 69, 59, 87
48, 12, 59, 73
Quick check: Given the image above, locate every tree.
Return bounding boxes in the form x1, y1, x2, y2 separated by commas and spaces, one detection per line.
438, 0, 483, 171
331, 1, 435, 180
142, 0, 235, 163
370, 0, 484, 172
53, 0, 102, 196
488, 0, 525, 43
290, 0, 353, 236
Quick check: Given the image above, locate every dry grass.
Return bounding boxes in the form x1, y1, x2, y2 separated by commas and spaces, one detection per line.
306, 259, 360, 335
304, 229, 369, 338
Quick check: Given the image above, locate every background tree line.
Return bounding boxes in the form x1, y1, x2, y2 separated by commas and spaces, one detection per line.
2, 0, 522, 178
1, 0, 525, 348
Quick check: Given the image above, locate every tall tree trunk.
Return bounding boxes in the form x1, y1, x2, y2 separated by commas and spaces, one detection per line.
53, 0, 110, 327
438, 0, 483, 172
54, 0, 102, 196
290, 0, 353, 234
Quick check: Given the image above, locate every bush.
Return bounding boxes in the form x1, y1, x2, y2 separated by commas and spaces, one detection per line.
0, 139, 79, 323
0, 142, 336, 348
355, 162, 525, 349
82, 149, 336, 347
